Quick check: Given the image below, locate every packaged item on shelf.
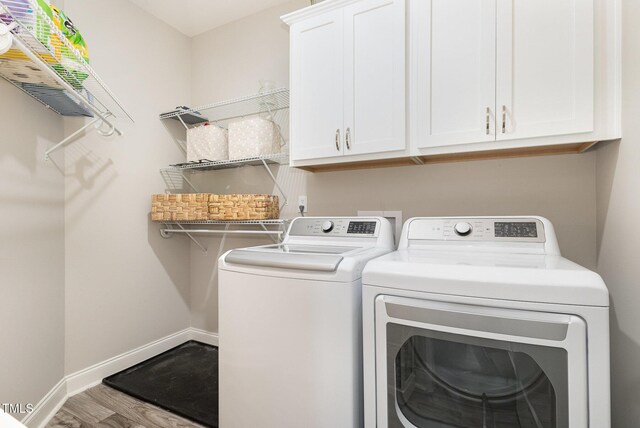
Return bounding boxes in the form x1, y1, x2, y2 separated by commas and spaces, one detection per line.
208, 194, 279, 221
0, 0, 33, 30
21, 83, 94, 116
0, 56, 62, 86
164, 106, 208, 125
34, 0, 53, 49
186, 123, 228, 162
50, 5, 90, 86
0, 7, 10, 26
151, 194, 210, 222
228, 116, 282, 160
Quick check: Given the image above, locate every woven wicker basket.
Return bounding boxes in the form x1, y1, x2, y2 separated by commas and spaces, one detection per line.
209, 194, 279, 221
151, 193, 279, 222
151, 194, 210, 222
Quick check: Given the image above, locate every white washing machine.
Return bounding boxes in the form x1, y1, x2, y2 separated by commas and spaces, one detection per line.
362, 216, 610, 428
219, 216, 395, 428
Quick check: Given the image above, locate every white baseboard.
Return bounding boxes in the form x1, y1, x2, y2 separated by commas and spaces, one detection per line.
190, 327, 219, 346
65, 328, 194, 396
21, 379, 66, 428
22, 328, 219, 428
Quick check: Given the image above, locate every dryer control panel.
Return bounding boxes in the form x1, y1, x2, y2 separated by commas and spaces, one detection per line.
289, 218, 380, 237
407, 217, 546, 243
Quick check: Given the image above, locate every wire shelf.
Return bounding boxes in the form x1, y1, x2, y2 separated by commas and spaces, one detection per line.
160, 88, 289, 124
0, 0, 133, 121
163, 153, 289, 172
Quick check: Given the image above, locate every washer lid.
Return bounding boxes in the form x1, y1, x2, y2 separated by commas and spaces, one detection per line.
225, 248, 346, 272
362, 249, 609, 307
252, 244, 361, 255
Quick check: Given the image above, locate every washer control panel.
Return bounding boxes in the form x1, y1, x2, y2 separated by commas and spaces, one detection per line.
408, 218, 545, 243
289, 218, 379, 237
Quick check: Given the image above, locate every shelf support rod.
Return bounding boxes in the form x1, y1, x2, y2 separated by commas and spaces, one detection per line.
179, 171, 199, 193
261, 159, 288, 208
259, 221, 280, 244
262, 98, 286, 148
161, 229, 283, 236
177, 114, 190, 130
44, 117, 101, 160
174, 223, 208, 253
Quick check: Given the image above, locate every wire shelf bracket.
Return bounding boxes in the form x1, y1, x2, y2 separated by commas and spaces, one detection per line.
261, 158, 288, 209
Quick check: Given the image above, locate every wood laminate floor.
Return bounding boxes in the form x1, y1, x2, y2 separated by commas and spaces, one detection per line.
45, 384, 205, 428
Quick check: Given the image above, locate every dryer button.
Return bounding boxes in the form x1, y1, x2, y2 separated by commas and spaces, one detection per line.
454, 222, 473, 237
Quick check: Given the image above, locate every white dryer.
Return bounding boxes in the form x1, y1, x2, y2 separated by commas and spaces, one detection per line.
219, 217, 395, 428
362, 216, 610, 428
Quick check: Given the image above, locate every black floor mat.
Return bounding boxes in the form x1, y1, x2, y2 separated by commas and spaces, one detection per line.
103, 341, 218, 427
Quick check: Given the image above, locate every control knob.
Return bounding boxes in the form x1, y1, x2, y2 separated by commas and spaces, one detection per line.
321, 221, 334, 233
454, 222, 473, 237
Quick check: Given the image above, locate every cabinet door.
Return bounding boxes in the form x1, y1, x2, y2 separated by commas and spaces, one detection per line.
343, 0, 406, 156
290, 10, 344, 161
413, 0, 497, 149
496, 0, 594, 140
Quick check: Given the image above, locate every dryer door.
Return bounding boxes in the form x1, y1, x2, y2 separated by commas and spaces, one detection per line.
374, 295, 588, 428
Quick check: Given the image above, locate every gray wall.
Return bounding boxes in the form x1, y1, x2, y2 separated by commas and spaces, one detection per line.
596, 0, 640, 426
62, 0, 193, 374
0, 81, 65, 415
188, 0, 598, 333
2, 0, 197, 410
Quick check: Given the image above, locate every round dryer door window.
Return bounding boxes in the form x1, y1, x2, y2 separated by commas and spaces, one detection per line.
420, 338, 545, 399
388, 325, 569, 428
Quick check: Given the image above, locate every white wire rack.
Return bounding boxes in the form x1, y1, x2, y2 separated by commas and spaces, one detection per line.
160, 153, 289, 208
157, 90, 291, 250
160, 88, 289, 124
0, 0, 133, 158
166, 153, 289, 172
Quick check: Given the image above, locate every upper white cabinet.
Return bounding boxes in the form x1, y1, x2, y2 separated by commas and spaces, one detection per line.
285, 0, 406, 165
285, 0, 620, 171
289, 9, 345, 161
413, 0, 597, 151
412, 0, 497, 148
496, 0, 594, 141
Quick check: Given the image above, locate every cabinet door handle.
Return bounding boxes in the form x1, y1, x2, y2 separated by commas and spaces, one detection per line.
486, 107, 491, 135
336, 129, 341, 151
346, 127, 351, 150
502, 105, 507, 134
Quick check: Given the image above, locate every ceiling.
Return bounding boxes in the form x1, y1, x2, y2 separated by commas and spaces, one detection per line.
127, 0, 299, 37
